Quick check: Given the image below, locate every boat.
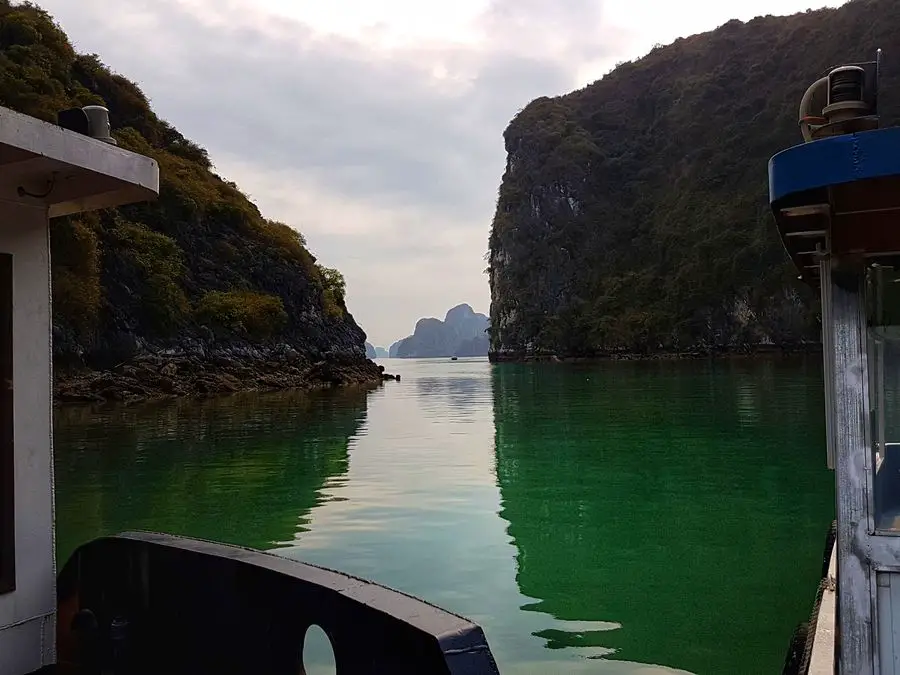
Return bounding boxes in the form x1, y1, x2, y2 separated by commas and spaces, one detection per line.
0, 104, 500, 674
771, 50, 900, 674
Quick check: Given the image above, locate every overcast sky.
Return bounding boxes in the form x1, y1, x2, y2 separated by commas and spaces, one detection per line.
37, 0, 847, 347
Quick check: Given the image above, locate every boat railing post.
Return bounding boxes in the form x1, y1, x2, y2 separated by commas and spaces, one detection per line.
821, 247, 836, 470
829, 261, 877, 675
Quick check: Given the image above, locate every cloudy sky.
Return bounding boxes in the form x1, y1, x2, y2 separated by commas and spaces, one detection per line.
38, 0, 847, 347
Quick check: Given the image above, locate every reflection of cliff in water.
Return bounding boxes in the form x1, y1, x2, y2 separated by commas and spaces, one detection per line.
492, 359, 834, 675
54, 388, 371, 562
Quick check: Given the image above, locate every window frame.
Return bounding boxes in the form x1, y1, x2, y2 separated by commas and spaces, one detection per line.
0, 253, 14, 594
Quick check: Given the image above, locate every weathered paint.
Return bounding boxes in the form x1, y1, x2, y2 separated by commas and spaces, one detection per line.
830, 266, 877, 674
770, 114, 900, 673
821, 252, 836, 470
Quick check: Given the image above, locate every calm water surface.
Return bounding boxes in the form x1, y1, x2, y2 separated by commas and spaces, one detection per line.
55, 357, 834, 674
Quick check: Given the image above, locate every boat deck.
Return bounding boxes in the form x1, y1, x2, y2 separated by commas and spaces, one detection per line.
808, 548, 837, 674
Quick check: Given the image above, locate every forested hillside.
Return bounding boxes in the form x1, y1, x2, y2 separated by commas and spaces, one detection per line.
488, 0, 898, 358
0, 2, 380, 398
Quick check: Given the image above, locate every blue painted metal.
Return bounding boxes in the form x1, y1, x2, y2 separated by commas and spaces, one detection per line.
769, 126, 900, 205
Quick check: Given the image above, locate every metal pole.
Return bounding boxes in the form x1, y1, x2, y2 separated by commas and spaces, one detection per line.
877, 267, 886, 471
822, 255, 836, 470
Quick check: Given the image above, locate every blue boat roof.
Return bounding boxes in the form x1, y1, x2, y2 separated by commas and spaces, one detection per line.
769, 126, 900, 204
769, 126, 900, 288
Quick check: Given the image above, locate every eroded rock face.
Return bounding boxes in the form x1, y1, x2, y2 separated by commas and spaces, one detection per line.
484, 3, 900, 358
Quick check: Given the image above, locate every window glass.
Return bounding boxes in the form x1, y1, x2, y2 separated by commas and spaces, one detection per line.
867, 265, 900, 532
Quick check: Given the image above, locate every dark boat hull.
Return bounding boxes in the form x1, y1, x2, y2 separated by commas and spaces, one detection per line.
56, 532, 500, 674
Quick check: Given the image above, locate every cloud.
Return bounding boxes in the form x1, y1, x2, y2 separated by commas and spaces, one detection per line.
36, 0, 625, 346
34, 0, 844, 345
478, 0, 610, 60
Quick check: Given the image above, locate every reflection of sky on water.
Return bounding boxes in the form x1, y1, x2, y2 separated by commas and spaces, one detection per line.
57, 357, 828, 674
415, 371, 485, 421
279, 359, 696, 674
282, 358, 831, 675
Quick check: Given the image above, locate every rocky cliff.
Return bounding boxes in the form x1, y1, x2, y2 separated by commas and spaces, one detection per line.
488, 0, 900, 359
0, 3, 382, 401
392, 304, 489, 358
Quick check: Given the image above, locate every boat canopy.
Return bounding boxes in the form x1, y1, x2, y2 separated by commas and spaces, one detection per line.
770, 125, 900, 289
0, 104, 158, 675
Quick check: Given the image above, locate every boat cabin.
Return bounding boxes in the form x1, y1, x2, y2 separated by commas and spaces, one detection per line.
771, 50, 900, 674
0, 104, 159, 674
0, 105, 499, 674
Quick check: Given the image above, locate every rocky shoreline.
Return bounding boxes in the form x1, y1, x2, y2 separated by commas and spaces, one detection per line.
54, 347, 399, 406
488, 343, 823, 363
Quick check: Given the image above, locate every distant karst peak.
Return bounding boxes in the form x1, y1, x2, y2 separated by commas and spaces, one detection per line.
390, 304, 489, 358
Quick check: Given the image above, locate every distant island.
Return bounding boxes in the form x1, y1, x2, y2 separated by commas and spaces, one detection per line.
365, 343, 389, 359
390, 304, 489, 358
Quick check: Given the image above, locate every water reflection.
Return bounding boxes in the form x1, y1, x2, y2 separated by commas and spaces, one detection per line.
415, 368, 485, 420
492, 358, 833, 675
54, 388, 371, 562
52, 357, 834, 675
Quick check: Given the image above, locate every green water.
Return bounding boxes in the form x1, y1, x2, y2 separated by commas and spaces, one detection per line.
54, 357, 834, 674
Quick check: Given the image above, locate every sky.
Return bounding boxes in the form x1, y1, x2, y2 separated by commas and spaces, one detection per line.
36, 0, 848, 347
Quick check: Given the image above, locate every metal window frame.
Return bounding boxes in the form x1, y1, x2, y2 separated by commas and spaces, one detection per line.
822, 252, 836, 470
0, 252, 13, 594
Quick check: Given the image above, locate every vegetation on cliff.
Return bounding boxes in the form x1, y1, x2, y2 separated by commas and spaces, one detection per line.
0, 2, 372, 385
489, 0, 899, 357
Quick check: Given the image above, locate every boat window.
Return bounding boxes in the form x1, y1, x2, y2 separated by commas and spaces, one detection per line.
867, 264, 900, 533
0, 253, 12, 593
301, 624, 336, 675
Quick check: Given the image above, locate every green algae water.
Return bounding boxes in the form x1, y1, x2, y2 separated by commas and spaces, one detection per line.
54, 357, 833, 674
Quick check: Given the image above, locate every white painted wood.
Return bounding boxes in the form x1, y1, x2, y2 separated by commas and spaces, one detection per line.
0, 103, 160, 674
0, 106, 158, 216
0, 203, 55, 672
0, 617, 54, 675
